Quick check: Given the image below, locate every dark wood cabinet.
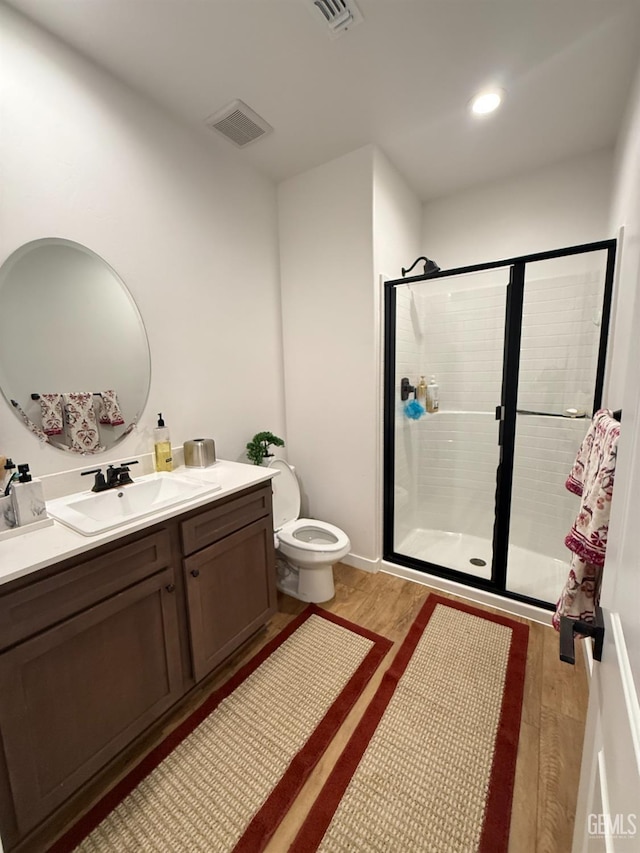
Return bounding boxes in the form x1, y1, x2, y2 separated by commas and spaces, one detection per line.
0, 482, 276, 852
0, 567, 182, 835
184, 516, 276, 681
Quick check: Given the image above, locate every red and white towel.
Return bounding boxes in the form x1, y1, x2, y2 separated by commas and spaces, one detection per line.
553, 409, 620, 630
62, 392, 104, 453
98, 390, 125, 426
39, 393, 64, 436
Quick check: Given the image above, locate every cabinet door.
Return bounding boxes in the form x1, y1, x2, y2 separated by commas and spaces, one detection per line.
184, 516, 276, 682
0, 567, 183, 834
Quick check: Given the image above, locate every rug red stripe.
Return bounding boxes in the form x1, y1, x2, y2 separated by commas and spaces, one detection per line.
290, 593, 529, 853
47, 605, 392, 853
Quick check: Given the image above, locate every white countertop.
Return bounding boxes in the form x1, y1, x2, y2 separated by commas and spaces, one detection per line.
0, 460, 277, 587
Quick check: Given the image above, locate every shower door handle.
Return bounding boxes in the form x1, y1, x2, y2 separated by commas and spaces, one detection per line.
496, 406, 504, 445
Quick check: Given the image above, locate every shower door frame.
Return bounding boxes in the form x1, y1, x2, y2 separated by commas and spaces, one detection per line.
383, 239, 617, 610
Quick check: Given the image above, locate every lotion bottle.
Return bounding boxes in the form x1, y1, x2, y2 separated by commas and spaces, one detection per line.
154, 413, 173, 472
426, 376, 439, 413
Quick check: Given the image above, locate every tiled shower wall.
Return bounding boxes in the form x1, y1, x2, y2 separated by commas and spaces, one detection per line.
393, 269, 604, 564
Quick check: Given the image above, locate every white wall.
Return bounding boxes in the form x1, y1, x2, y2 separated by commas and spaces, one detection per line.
372, 149, 423, 282
0, 5, 285, 476
278, 146, 421, 567
373, 149, 422, 557
278, 146, 376, 562
603, 60, 640, 691
607, 68, 640, 410
422, 149, 613, 270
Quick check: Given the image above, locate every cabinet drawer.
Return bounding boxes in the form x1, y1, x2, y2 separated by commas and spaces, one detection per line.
181, 485, 271, 556
0, 529, 171, 650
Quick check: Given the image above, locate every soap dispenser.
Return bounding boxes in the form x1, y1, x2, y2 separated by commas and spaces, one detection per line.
10, 464, 48, 526
416, 376, 427, 406
154, 414, 173, 472
426, 376, 439, 413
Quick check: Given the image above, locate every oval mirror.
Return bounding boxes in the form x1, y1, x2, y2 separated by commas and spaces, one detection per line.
0, 238, 151, 454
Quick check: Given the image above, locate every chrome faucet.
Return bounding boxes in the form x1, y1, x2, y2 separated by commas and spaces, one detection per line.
81, 460, 139, 492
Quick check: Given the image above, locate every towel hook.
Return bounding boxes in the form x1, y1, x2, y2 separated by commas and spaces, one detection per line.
559, 608, 605, 665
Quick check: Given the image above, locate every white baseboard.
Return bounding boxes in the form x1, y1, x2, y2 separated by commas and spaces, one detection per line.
342, 553, 381, 573
381, 560, 553, 626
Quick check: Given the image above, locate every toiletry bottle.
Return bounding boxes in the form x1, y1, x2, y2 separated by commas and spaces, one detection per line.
10, 464, 48, 526
154, 414, 173, 472
416, 375, 427, 406
426, 375, 439, 413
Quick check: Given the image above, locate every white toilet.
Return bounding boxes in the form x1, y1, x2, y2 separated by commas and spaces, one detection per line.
268, 459, 350, 603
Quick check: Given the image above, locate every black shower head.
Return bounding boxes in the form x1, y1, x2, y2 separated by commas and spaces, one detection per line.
401, 255, 441, 277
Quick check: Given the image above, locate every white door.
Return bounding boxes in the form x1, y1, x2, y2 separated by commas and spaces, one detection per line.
572, 261, 640, 852
572, 611, 640, 852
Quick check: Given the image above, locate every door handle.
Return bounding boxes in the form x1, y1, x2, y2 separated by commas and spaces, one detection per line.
559, 606, 604, 665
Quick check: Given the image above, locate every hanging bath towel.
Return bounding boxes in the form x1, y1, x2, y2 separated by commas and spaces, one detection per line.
553, 409, 620, 630
98, 390, 125, 426
62, 392, 105, 453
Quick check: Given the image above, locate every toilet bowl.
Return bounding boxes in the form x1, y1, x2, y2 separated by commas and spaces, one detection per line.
268, 459, 350, 603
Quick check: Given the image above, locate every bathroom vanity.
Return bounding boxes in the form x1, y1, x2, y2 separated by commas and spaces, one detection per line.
0, 463, 277, 852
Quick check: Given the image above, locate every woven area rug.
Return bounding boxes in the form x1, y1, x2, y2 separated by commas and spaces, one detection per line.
291, 594, 529, 853
49, 605, 392, 853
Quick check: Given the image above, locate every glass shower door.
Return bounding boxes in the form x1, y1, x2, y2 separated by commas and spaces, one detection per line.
506, 251, 611, 602
390, 269, 509, 581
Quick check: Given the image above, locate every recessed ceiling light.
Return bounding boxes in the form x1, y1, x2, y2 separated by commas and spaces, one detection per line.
470, 90, 504, 116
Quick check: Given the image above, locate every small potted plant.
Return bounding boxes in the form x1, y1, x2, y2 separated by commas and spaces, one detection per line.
246, 431, 285, 466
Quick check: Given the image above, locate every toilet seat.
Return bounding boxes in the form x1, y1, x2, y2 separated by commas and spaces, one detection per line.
268, 459, 349, 554
277, 519, 350, 553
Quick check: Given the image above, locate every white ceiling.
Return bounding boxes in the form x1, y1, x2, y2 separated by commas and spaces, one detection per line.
8, 0, 640, 201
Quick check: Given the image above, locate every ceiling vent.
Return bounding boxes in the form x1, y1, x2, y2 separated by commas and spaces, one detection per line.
204, 99, 273, 148
308, 0, 363, 38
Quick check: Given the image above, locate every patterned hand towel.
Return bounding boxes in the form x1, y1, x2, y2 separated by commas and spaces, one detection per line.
553, 409, 620, 630
98, 390, 125, 426
10, 399, 49, 443
39, 393, 64, 435
62, 393, 104, 453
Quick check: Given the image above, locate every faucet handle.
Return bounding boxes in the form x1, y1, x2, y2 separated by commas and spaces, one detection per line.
116, 460, 138, 486
81, 468, 107, 493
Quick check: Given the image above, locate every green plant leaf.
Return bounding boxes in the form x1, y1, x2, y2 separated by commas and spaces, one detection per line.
246, 431, 285, 465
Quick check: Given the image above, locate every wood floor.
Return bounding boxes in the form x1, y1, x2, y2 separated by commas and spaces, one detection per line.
51, 563, 589, 853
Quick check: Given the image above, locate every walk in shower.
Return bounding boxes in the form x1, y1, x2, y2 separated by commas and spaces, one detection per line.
383, 241, 616, 609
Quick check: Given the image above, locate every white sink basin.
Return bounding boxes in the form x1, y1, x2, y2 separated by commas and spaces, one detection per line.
47, 472, 221, 536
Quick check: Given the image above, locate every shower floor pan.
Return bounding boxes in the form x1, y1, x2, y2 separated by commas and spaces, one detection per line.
396, 528, 568, 603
